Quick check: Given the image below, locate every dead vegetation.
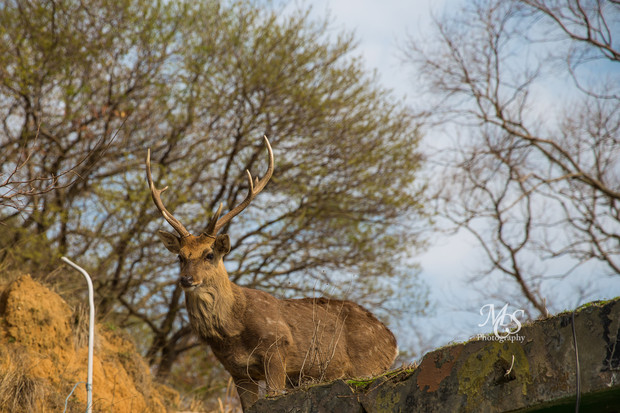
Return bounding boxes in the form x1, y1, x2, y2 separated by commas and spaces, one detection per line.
0, 348, 45, 413
0, 273, 179, 412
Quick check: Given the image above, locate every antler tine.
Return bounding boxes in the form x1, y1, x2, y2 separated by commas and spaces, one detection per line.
204, 202, 223, 237
209, 136, 274, 236
146, 148, 191, 238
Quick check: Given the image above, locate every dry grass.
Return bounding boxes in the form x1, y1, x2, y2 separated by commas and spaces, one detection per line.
234, 293, 351, 404
216, 377, 241, 413
71, 302, 90, 349
178, 377, 241, 413
294, 296, 347, 386
0, 349, 45, 413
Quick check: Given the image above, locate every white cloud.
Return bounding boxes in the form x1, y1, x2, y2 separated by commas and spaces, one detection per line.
306, 0, 451, 95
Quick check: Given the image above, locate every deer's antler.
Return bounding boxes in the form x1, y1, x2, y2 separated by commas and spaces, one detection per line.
146, 149, 191, 238
205, 135, 274, 237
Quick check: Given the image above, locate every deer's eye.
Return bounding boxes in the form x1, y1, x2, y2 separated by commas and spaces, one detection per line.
177, 255, 186, 265
205, 252, 214, 261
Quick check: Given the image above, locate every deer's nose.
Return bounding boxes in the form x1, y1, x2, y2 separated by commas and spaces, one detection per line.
180, 276, 194, 288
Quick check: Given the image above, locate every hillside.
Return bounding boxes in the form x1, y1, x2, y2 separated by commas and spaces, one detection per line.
0, 274, 180, 412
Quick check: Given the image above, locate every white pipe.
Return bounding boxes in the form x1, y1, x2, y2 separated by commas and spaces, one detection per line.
61, 256, 95, 413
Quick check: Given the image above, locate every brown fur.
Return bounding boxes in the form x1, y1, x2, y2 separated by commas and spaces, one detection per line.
147, 139, 397, 410
158, 233, 398, 411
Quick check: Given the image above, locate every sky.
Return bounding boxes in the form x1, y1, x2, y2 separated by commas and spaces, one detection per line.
296, 0, 620, 357
304, 0, 449, 96
293, 0, 508, 354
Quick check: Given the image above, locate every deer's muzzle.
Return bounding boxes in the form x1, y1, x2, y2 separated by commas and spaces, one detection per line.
180, 276, 200, 289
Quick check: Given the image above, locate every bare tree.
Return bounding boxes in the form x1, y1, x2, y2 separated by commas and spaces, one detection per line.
404, 0, 619, 316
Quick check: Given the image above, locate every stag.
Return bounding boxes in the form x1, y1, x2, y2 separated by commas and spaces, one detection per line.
146, 137, 397, 410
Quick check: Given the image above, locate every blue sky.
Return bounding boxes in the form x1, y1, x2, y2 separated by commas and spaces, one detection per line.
294, 0, 510, 354
304, 0, 450, 96
296, 0, 620, 358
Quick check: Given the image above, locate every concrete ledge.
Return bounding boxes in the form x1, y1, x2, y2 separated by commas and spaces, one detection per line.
249, 298, 620, 412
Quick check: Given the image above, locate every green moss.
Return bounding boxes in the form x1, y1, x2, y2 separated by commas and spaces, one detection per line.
575, 298, 618, 311
374, 389, 401, 413
557, 297, 619, 316
347, 378, 375, 389
457, 342, 532, 412
345, 365, 417, 391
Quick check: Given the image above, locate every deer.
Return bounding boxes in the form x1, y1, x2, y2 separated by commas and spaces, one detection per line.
146, 136, 398, 411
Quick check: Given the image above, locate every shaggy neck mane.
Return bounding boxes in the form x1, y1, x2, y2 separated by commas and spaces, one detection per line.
184, 269, 244, 341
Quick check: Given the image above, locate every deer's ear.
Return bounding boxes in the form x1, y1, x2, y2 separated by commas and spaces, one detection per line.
214, 234, 231, 256
157, 230, 181, 253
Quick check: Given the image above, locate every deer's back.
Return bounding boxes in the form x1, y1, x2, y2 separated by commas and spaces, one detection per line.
280, 297, 397, 379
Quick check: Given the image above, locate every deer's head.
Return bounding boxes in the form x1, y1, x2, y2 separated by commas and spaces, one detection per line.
146, 137, 274, 290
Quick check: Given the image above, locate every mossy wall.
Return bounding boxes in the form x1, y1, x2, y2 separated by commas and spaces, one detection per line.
249, 298, 620, 413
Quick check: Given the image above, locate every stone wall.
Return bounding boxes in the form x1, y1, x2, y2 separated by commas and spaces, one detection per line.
249, 298, 620, 412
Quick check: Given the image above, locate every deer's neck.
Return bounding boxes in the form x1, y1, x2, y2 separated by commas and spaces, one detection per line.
185, 274, 246, 341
